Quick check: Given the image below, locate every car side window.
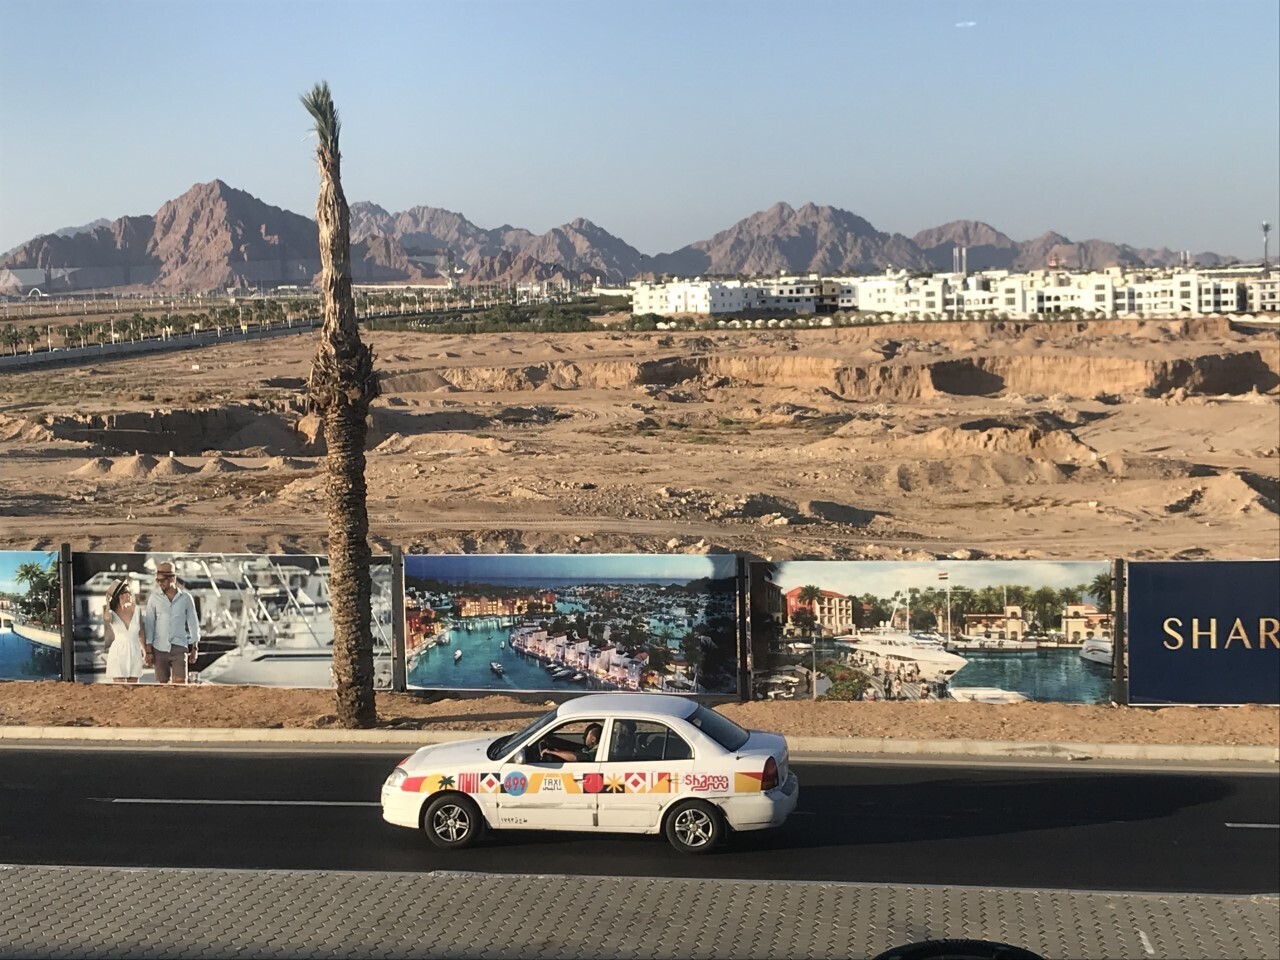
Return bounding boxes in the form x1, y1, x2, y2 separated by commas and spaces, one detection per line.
605, 720, 692, 762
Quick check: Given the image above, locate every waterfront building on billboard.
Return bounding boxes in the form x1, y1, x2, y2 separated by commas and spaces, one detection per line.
783, 586, 855, 635
963, 605, 1030, 640
1061, 603, 1112, 643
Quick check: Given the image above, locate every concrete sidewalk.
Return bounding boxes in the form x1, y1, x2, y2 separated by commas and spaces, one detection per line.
2, 864, 1276, 960
1, 724, 1276, 764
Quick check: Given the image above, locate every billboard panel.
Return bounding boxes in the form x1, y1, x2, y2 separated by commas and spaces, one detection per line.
750, 560, 1113, 703
404, 554, 740, 695
0, 550, 61, 680
1127, 560, 1280, 705
71, 552, 393, 687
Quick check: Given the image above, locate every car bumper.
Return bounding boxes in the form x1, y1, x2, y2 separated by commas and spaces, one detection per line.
720, 771, 799, 832
381, 784, 424, 830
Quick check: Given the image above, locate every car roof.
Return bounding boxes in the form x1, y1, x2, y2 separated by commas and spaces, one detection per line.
557, 693, 699, 721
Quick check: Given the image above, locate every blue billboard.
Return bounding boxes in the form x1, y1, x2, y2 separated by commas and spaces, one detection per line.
1127, 560, 1280, 705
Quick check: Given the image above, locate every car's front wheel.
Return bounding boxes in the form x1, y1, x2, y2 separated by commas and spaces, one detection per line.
421, 793, 485, 850
664, 799, 723, 854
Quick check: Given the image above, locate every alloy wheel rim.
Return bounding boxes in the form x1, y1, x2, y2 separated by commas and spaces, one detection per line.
675, 809, 713, 847
433, 804, 470, 841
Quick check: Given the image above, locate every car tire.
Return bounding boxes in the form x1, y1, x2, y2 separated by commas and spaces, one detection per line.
663, 799, 723, 854
421, 793, 485, 850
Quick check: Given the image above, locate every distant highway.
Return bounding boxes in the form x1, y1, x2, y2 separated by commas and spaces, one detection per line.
1, 747, 1275, 894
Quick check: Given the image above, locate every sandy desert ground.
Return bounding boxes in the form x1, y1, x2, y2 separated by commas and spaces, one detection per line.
1, 314, 1276, 736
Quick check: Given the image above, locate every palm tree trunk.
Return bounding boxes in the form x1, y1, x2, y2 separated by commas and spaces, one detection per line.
303, 81, 379, 727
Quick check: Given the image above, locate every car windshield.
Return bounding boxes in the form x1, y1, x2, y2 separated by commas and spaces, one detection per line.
486, 708, 559, 761
685, 704, 750, 751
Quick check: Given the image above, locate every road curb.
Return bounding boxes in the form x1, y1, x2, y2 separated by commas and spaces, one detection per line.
1, 725, 1276, 762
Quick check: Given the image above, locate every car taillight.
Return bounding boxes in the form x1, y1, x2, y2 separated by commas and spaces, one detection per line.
762, 756, 779, 791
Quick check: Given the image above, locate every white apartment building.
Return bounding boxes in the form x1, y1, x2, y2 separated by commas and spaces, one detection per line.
1245, 276, 1279, 312
632, 277, 816, 316
634, 267, 1277, 320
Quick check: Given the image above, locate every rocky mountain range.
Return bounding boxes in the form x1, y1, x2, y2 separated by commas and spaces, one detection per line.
0, 180, 1235, 293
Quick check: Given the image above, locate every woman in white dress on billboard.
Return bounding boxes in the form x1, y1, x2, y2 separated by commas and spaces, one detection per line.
103, 579, 147, 682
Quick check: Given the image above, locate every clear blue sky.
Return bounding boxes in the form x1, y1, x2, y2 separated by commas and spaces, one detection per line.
1, 0, 1277, 257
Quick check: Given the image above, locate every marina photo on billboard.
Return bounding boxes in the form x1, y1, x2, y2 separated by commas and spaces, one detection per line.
70, 552, 394, 687
0, 550, 61, 681
404, 554, 740, 695
749, 560, 1114, 703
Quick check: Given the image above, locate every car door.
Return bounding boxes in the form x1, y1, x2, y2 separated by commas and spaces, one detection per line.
596, 719, 697, 831
496, 718, 602, 829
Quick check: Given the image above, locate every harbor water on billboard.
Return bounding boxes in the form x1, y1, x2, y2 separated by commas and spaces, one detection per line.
0, 625, 60, 681
954, 647, 1110, 703
408, 622, 608, 691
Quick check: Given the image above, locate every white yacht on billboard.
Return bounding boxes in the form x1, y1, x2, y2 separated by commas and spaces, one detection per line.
194, 556, 394, 688
1079, 636, 1113, 666
834, 629, 969, 683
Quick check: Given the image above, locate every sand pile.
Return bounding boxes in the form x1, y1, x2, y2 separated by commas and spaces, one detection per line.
222, 418, 304, 455
200, 457, 244, 474
266, 456, 313, 471
378, 370, 456, 393
0, 414, 55, 443
70, 457, 114, 477
151, 455, 197, 476
110, 454, 159, 477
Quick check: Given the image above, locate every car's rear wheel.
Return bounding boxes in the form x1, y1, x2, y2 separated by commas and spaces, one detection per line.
664, 799, 723, 854
421, 793, 484, 850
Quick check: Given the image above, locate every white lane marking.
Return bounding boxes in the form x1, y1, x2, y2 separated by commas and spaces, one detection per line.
1137, 929, 1155, 956
90, 798, 380, 807
1224, 822, 1280, 829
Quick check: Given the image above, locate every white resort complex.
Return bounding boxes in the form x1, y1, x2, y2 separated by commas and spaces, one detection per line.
628, 265, 1279, 321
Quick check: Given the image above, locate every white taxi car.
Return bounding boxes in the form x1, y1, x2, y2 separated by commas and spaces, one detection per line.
382, 693, 799, 854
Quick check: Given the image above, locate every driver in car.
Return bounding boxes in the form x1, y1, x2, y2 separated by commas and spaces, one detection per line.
541, 722, 603, 763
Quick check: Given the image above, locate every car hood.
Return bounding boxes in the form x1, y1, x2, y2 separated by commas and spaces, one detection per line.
405, 736, 503, 772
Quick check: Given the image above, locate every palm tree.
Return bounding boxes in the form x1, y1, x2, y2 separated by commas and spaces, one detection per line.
14, 560, 58, 625
1088, 571, 1114, 614
795, 584, 822, 634
302, 81, 380, 728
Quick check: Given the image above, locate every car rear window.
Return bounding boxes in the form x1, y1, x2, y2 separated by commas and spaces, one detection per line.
685, 705, 750, 751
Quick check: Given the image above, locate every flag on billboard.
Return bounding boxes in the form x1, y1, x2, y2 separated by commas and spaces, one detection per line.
938, 572, 949, 580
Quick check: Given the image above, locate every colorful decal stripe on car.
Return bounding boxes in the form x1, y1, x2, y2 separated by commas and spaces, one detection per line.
734, 771, 764, 793
404, 769, 738, 795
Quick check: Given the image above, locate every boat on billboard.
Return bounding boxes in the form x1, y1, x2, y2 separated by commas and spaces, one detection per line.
749, 559, 1114, 703
404, 554, 740, 696
70, 551, 393, 687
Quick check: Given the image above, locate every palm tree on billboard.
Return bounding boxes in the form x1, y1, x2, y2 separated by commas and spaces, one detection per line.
796, 584, 822, 635
301, 81, 380, 728
1088, 571, 1114, 614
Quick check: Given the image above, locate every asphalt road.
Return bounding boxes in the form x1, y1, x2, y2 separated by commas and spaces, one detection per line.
1, 747, 1276, 894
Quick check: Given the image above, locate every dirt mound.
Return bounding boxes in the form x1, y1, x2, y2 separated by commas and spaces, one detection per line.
375, 432, 509, 456
0, 414, 55, 443
1101, 454, 1215, 480
151, 455, 197, 476
822, 422, 1096, 463
379, 370, 457, 393
221, 418, 305, 455
266, 456, 314, 471
110, 454, 159, 477
70, 457, 114, 477
875, 456, 1072, 493
1164, 472, 1279, 518
199, 457, 245, 474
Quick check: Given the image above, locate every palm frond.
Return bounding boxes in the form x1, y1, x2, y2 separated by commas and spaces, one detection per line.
300, 81, 341, 154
